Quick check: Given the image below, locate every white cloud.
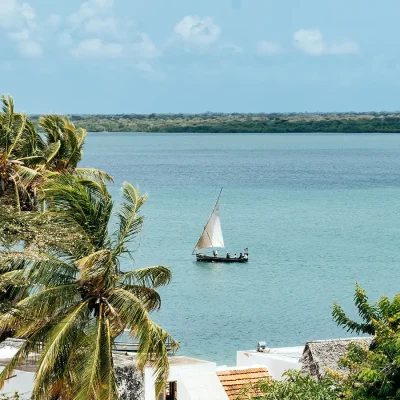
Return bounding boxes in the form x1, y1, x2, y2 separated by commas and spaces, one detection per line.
131, 33, 160, 59
8, 26, 43, 58
174, 16, 221, 47
58, 32, 73, 47
94, 0, 113, 8
70, 33, 160, 60
257, 40, 282, 55
69, 0, 113, 26
19, 2, 35, 27
294, 29, 359, 56
46, 14, 62, 29
0, 0, 35, 29
66, 0, 161, 62
0, 0, 44, 57
0, 0, 20, 28
84, 16, 118, 36
1, 0, 162, 67
293, 29, 325, 55
8, 29, 30, 41
71, 38, 123, 58
17, 39, 42, 57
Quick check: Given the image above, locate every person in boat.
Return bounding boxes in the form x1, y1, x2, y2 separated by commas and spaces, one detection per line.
213, 250, 219, 257
226, 252, 230, 259
234, 253, 237, 258
239, 253, 243, 259
243, 253, 248, 260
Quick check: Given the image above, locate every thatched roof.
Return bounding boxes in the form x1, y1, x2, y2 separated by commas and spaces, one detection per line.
300, 337, 372, 379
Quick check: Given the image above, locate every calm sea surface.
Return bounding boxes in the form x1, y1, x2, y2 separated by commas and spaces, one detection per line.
82, 132, 400, 365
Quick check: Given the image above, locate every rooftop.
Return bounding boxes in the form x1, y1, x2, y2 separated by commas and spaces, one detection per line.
241, 346, 304, 360
113, 353, 210, 368
217, 367, 271, 400
301, 337, 372, 378
0, 339, 211, 372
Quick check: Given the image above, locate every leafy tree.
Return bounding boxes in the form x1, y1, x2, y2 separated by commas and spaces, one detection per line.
238, 370, 343, 400
0, 175, 178, 399
332, 285, 400, 399
32, 112, 400, 134
237, 286, 400, 400
331, 283, 400, 336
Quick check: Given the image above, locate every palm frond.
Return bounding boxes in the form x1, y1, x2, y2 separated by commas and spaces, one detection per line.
108, 288, 178, 394
12, 164, 40, 189
43, 174, 113, 248
32, 301, 90, 398
74, 167, 114, 184
0, 95, 15, 136
6, 113, 26, 157
41, 140, 61, 165
114, 182, 147, 256
75, 306, 105, 400
0, 269, 29, 293
75, 306, 119, 400
38, 115, 62, 145
118, 284, 162, 311
135, 319, 179, 395
77, 249, 115, 290
119, 266, 172, 288
0, 251, 29, 273
13, 284, 79, 323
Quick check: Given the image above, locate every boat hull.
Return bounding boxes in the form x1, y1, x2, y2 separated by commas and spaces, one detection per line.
196, 254, 248, 263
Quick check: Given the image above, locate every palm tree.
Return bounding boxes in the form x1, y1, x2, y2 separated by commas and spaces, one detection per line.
0, 94, 112, 211
33, 115, 113, 210
0, 175, 178, 399
0, 95, 42, 209
38, 115, 85, 172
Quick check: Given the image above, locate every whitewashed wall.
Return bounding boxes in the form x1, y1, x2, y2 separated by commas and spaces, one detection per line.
144, 360, 228, 400
0, 368, 34, 399
236, 348, 303, 381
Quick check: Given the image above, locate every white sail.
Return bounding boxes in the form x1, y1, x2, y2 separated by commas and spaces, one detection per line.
194, 196, 225, 253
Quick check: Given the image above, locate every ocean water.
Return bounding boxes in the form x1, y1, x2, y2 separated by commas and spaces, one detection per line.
81, 132, 400, 365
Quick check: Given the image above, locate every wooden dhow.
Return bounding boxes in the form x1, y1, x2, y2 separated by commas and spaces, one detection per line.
193, 189, 248, 263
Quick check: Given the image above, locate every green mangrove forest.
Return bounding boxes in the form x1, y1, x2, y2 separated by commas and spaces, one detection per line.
30, 112, 400, 133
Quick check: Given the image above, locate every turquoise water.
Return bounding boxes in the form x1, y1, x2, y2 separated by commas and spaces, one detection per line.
82, 132, 400, 365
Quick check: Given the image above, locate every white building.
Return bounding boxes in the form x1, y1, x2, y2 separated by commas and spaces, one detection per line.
236, 346, 303, 381
0, 338, 370, 399
0, 340, 235, 400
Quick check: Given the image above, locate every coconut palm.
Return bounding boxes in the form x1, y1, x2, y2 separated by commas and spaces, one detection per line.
0, 95, 43, 209
0, 95, 112, 212
38, 115, 84, 172
0, 175, 178, 399
34, 115, 113, 202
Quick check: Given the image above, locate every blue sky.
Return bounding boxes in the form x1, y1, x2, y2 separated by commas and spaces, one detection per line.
0, 0, 399, 113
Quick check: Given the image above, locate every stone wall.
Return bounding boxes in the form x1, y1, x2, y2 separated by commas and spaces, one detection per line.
115, 362, 145, 400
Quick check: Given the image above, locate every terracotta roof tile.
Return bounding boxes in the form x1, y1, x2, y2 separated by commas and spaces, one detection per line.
217, 368, 271, 400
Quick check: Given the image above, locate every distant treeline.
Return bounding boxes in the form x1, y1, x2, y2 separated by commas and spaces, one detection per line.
30, 113, 400, 133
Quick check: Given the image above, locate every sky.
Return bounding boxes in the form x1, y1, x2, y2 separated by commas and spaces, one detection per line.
0, 0, 399, 114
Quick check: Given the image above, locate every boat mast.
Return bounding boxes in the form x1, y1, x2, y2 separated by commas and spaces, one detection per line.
192, 188, 223, 255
